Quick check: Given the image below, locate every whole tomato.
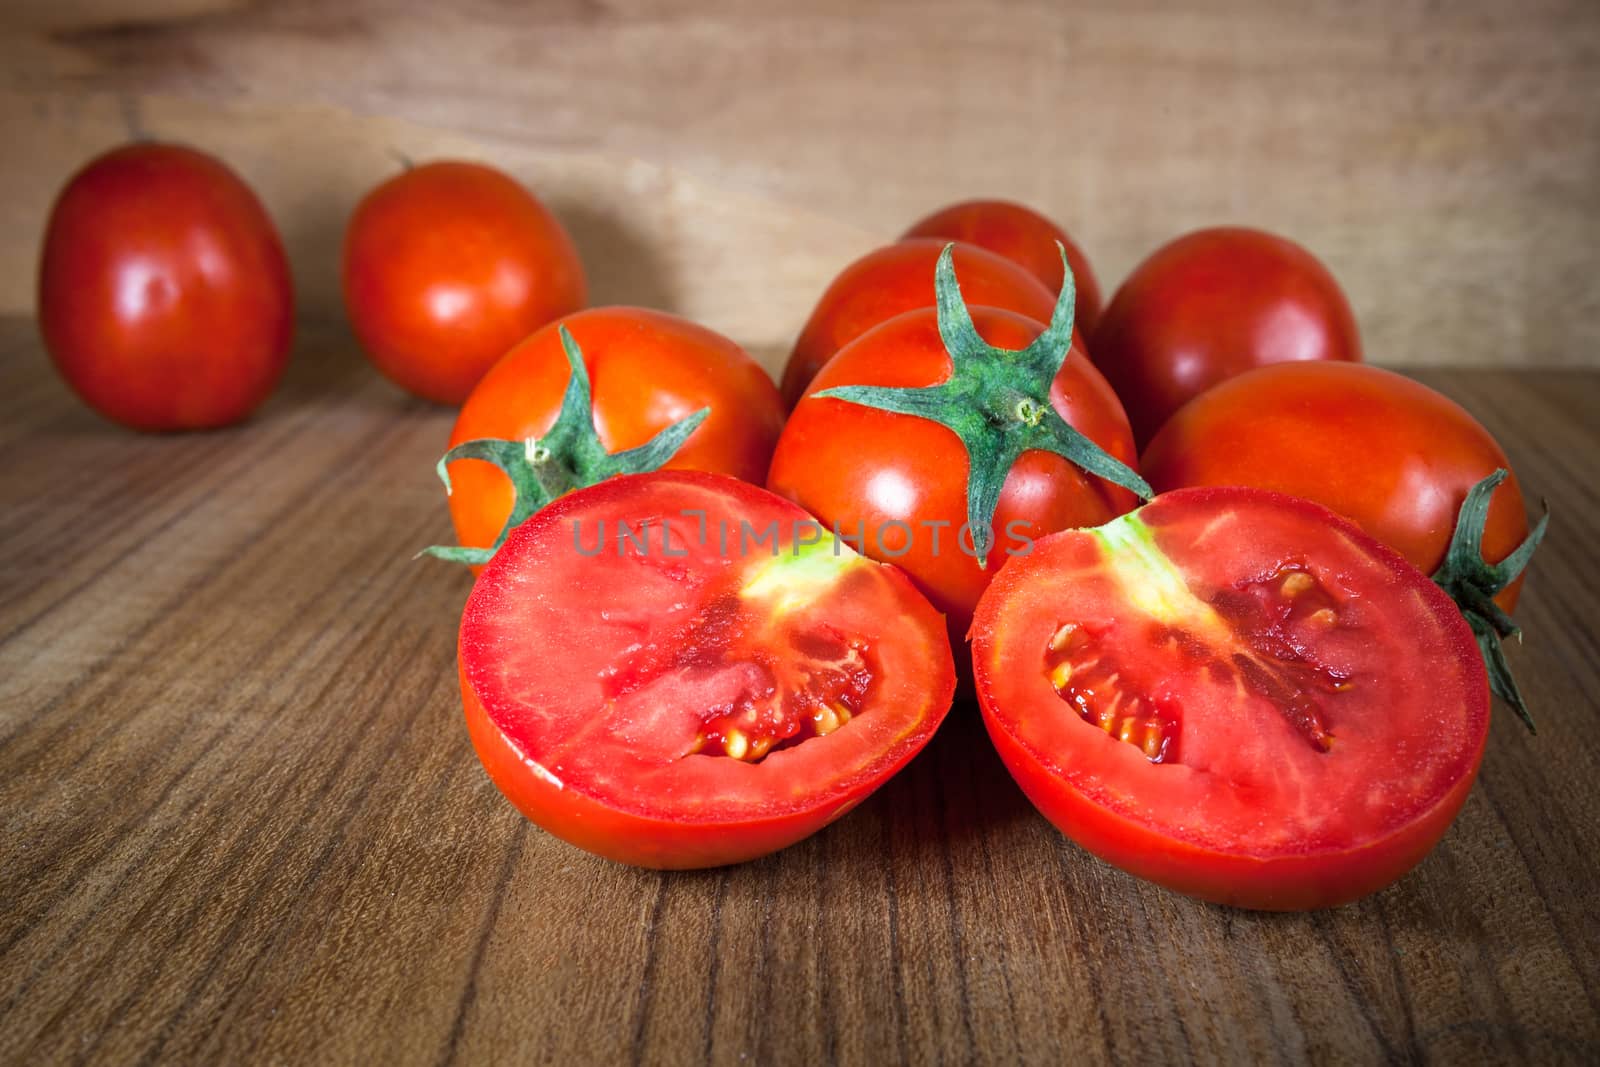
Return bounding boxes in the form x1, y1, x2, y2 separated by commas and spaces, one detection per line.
38, 143, 294, 431
445, 307, 785, 557
902, 199, 1104, 338
779, 238, 1058, 407
1093, 227, 1361, 444
1142, 362, 1531, 612
769, 296, 1140, 641
343, 161, 586, 405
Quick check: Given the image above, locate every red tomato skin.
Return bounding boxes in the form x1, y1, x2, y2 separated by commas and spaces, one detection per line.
1141, 362, 1530, 612
459, 470, 956, 869
1093, 227, 1361, 445
902, 200, 1104, 339
448, 307, 785, 558
463, 658, 879, 868
768, 306, 1138, 639
972, 487, 1490, 911
37, 143, 294, 431
779, 238, 1059, 407
342, 161, 586, 405
981, 701, 1482, 911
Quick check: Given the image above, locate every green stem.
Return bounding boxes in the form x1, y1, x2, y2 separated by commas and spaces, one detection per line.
1430, 469, 1550, 733
419, 325, 709, 566
814, 243, 1151, 567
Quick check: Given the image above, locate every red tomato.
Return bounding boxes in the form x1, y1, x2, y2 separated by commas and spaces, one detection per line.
902, 199, 1104, 339
972, 487, 1489, 910
37, 143, 294, 431
447, 307, 785, 558
343, 161, 586, 405
779, 238, 1058, 407
459, 470, 956, 867
1141, 362, 1530, 612
768, 305, 1138, 639
1093, 227, 1361, 444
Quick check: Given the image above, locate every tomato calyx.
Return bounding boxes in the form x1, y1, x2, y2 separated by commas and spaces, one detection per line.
1431, 469, 1550, 733
421, 325, 709, 565
812, 243, 1152, 566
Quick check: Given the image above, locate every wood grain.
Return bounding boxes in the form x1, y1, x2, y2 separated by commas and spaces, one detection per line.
0, 318, 1597, 1064
2, 0, 1599, 370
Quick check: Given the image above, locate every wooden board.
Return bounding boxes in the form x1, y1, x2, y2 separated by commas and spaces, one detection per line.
1, 318, 1597, 1063
2, 0, 1600, 368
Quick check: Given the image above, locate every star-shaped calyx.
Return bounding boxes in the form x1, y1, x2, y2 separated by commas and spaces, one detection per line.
421, 325, 708, 566
1431, 468, 1550, 733
813, 242, 1152, 566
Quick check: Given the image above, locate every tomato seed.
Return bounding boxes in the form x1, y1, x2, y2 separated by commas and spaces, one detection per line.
1281, 571, 1315, 596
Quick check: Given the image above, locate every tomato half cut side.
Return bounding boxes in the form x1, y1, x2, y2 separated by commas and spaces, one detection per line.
971, 487, 1489, 910
459, 470, 956, 868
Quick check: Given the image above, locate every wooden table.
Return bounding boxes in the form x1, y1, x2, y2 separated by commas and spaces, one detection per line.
2, 318, 1597, 1064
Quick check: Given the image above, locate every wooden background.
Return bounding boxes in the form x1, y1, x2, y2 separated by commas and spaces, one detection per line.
2, 325, 1598, 1064
4, 2, 1600, 1063
2, 0, 1598, 371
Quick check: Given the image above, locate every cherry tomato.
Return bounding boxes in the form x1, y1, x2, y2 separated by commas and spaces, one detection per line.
343, 161, 586, 405
972, 487, 1489, 910
1141, 362, 1531, 612
37, 143, 294, 431
1093, 227, 1361, 444
447, 307, 785, 559
902, 199, 1104, 338
459, 470, 956, 867
768, 305, 1138, 639
779, 238, 1058, 407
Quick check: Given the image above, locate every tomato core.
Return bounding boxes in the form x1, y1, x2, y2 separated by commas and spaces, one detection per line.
606, 580, 879, 765
1048, 511, 1358, 767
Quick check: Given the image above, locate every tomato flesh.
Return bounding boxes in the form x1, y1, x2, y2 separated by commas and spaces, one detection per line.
973, 487, 1489, 910
459, 471, 955, 868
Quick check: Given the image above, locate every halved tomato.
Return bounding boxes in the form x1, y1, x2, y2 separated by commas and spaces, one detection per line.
459, 470, 956, 868
972, 487, 1489, 910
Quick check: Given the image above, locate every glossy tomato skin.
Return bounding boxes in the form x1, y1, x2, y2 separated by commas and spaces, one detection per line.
343, 161, 586, 405
972, 487, 1489, 910
768, 306, 1138, 639
902, 200, 1104, 339
1142, 362, 1530, 611
447, 307, 785, 556
1093, 227, 1361, 445
780, 238, 1059, 407
460, 470, 956, 868
38, 143, 294, 431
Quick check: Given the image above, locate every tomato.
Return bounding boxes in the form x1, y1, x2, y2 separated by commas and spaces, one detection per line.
1141, 361, 1545, 729
37, 143, 294, 431
459, 470, 956, 868
779, 238, 1059, 407
443, 307, 785, 562
902, 199, 1104, 339
1092, 227, 1361, 444
768, 248, 1144, 641
1142, 362, 1530, 611
972, 487, 1489, 910
342, 161, 586, 405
